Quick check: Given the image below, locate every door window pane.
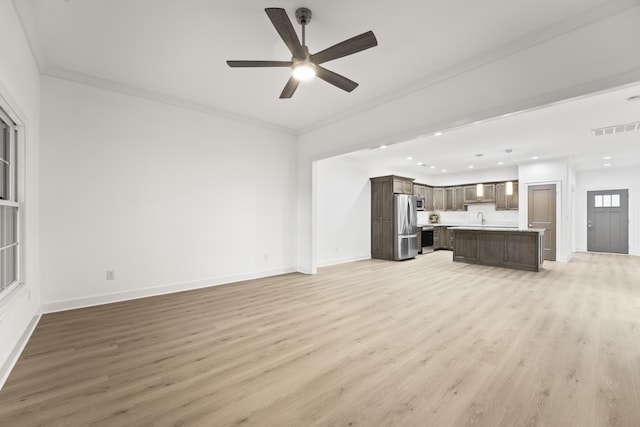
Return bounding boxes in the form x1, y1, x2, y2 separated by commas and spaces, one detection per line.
594, 195, 602, 207
603, 195, 611, 207
612, 194, 620, 207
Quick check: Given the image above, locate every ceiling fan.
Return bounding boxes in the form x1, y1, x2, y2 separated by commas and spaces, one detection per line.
226, 7, 378, 99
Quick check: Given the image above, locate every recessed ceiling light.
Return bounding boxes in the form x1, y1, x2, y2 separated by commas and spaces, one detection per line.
434, 132, 443, 136
531, 156, 539, 160
627, 95, 640, 102
603, 156, 611, 160
417, 162, 423, 166
497, 161, 504, 165
468, 165, 474, 169
407, 156, 413, 160
379, 145, 386, 149
430, 165, 436, 169
604, 163, 611, 167
441, 169, 447, 172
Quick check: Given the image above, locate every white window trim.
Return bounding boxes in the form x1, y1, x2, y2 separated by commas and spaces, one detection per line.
0, 94, 25, 304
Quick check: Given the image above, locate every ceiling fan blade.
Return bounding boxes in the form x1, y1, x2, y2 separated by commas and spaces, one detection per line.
265, 8, 305, 60
311, 31, 378, 65
279, 77, 300, 99
315, 66, 359, 92
227, 60, 292, 67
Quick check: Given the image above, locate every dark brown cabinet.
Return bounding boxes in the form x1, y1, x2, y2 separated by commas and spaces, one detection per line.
413, 184, 435, 212
370, 177, 394, 260
464, 184, 495, 203
454, 187, 464, 211
370, 175, 415, 260
464, 185, 478, 203
392, 176, 414, 195
444, 187, 464, 211
433, 188, 445, 211
495, 181, 519, 210
452, 228, 543, 271
433, 226, 453, 250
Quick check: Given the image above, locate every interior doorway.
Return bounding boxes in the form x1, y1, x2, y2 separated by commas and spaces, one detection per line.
528, 184, 557, 261
587, 189, 629, 254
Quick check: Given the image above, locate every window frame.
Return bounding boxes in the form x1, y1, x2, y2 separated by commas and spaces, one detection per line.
0, 96, 24, 303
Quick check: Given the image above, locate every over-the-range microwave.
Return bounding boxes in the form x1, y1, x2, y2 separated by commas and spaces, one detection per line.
416, 197, 426, 211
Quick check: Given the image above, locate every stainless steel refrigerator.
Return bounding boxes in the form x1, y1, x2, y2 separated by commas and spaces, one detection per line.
394, 194, 418, 260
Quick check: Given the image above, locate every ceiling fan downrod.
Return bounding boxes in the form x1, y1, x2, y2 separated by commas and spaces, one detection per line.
295, 7, 312, 46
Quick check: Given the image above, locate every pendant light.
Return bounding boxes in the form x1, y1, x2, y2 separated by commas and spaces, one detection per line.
505, 149, 513, 196
476, 154, 484, 199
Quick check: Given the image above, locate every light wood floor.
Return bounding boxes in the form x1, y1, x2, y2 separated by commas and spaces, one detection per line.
1, 251, 640, 426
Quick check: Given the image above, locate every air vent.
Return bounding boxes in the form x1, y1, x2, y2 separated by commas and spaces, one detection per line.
591, 121, 640, 137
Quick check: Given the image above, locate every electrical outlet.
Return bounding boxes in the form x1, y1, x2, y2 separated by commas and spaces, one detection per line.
106, 270, 115, 280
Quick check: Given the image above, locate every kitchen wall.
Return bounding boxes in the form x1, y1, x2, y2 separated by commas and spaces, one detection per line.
316, 156, 393, 267
518, 159, 574, 262
575, 166, 640, 256
438, 203, 519, 226
0, 0, 41, 387
39, 76, 297, 311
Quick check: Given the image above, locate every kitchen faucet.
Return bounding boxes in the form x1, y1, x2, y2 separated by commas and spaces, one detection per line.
477, 211, 485, 225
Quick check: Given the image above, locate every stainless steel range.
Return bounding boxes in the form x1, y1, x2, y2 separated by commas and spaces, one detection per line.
421, 225, 434, 254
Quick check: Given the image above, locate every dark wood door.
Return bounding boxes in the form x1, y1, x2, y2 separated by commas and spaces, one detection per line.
528, 184, 556, 261
587, 189, 628, 254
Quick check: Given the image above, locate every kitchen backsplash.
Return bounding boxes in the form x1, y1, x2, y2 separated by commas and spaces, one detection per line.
419, 203, 518, 226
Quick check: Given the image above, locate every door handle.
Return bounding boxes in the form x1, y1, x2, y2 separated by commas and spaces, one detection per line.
528, 224, 532, 227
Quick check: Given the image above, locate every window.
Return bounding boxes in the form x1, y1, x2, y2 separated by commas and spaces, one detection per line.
0, 103, 20, 298
594, 193, 621, 208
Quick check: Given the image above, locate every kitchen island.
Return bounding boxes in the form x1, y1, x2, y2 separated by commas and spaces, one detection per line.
451, 227, 545, 272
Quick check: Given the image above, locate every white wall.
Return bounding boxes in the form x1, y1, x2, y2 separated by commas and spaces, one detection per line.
518, 159, 573, 262
575, 166, 640, 256
0, 0, 41, 387
315, 157, 394, 267
299, 7, 640, 273
39, 77, 297, 311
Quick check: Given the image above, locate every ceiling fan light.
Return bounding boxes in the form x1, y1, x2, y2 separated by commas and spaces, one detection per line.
506, 181, 513, 196
292, 63, 316, 81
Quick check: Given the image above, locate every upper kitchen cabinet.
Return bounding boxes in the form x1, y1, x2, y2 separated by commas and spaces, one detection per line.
444, 187, 465, 211
433, 188, 445, 211
481, 184, 495, 202
463, 183, 495, 203
464, 186, 477, 203
495, 181, 519, 210
445, 188, 454, 211
454, 187, 464, 211
391, 176, 414, 195
413, 184, 435, 211
424, 186, 434, 211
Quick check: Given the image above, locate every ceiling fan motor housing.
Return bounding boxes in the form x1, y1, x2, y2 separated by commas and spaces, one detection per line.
296, 8, 312, 25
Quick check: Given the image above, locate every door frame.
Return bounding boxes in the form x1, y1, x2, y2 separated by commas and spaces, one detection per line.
521, 180, 563, 261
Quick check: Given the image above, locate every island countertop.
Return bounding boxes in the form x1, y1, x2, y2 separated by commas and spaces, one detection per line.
449, 226, 545, 233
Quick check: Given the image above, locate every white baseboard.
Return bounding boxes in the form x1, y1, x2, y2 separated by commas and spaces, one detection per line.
0, 313, 41, 390
41, 267, 297, 314
316, 254, 371, 268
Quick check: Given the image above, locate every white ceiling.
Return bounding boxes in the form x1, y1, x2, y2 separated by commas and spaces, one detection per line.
12, 0, 640, 173
343, 83, 640, 176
